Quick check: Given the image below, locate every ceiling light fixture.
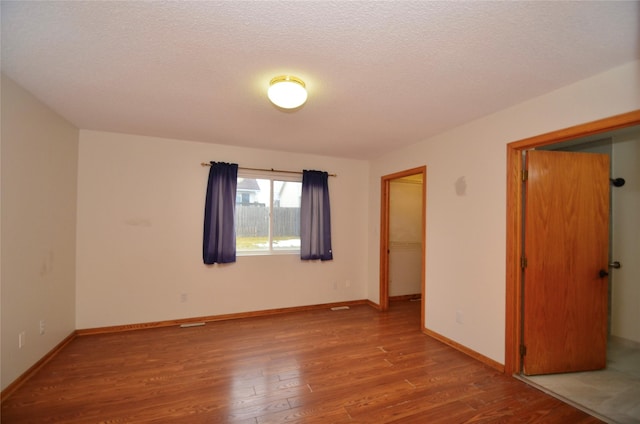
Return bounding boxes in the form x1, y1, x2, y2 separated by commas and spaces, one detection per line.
267, 75, 307, 109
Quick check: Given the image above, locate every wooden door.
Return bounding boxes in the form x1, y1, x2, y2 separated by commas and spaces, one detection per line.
522, 150, 609, 375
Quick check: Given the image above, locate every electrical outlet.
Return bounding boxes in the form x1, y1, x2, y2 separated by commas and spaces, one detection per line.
333, 281, 338, 290
456, 310, 464, 324
39, 320, 46, 335
181, 293, 188, 303
19, 331, 26, 348
345, 280, 351, 288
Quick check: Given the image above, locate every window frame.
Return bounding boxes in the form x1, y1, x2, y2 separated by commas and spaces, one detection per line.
235, 170, 302, 256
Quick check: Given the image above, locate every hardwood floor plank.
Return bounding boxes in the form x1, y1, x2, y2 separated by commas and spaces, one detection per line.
1, 301, 602, 423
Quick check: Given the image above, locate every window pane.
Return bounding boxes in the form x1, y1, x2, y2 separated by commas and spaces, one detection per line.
272, 181, 301, 250
236, 178, 270, 251
235, 176, 301, 253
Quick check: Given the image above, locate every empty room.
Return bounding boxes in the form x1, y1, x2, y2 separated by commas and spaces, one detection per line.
2, 1, 639, 423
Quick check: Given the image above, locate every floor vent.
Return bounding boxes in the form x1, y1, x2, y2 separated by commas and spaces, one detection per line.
330, 306, 350, 311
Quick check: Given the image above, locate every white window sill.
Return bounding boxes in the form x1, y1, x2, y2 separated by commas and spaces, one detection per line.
237, 250, 300, 257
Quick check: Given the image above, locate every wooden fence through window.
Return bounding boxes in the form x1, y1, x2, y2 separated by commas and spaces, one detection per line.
236, 206, 300, 237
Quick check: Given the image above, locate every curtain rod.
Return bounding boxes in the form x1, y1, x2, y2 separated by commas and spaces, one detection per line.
200, 162, 337, 177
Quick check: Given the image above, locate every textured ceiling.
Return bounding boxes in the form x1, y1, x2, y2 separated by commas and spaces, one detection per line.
2, 1, 639, 159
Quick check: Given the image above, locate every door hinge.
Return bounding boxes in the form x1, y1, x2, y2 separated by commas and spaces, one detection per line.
520, 344, 527, 356
520, 257, 528, 269
521, 170, 528, 182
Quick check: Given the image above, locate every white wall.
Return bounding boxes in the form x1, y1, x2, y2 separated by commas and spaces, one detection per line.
611, 129, 640, 344
367, 60, 640, 364
75, 131, 369, 329
1, 74, 79, 390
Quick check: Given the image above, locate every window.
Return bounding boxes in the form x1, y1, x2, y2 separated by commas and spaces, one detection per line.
235, 172, 302, 254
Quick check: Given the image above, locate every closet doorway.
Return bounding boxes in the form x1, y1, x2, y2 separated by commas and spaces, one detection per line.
379, 166, 426, 329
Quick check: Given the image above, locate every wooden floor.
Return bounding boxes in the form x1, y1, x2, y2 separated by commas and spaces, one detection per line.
2, 300, 602, 423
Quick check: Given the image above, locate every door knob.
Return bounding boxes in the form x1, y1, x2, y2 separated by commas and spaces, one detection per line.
599, 269, 609, 278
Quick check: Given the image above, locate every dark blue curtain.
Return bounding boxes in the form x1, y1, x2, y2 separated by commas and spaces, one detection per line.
203, 162, 238, 264
300, 170, 333, 261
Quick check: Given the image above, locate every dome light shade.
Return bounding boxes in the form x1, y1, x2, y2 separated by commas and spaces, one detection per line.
268, 75, 307, 109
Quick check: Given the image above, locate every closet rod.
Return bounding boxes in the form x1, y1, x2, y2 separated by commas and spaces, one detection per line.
200, 162, 336, 177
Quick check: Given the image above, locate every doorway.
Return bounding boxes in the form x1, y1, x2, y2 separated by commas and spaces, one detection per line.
505, 110, 640, 422
379, 166, 426, 329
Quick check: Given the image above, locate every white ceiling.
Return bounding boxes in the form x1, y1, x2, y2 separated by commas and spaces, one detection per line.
2, 1, 639, 160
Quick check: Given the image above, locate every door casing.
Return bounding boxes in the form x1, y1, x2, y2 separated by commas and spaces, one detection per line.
504, 110, 640, 375
379, 166, 426, 330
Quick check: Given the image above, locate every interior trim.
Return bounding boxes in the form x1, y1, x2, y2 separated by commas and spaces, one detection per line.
2, 300, 375, 402
76, 299, 372, 336
389, 294, 422, 302
379, 166, 427, 331
423, 328, 505, 372
1, 331, 76, 401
